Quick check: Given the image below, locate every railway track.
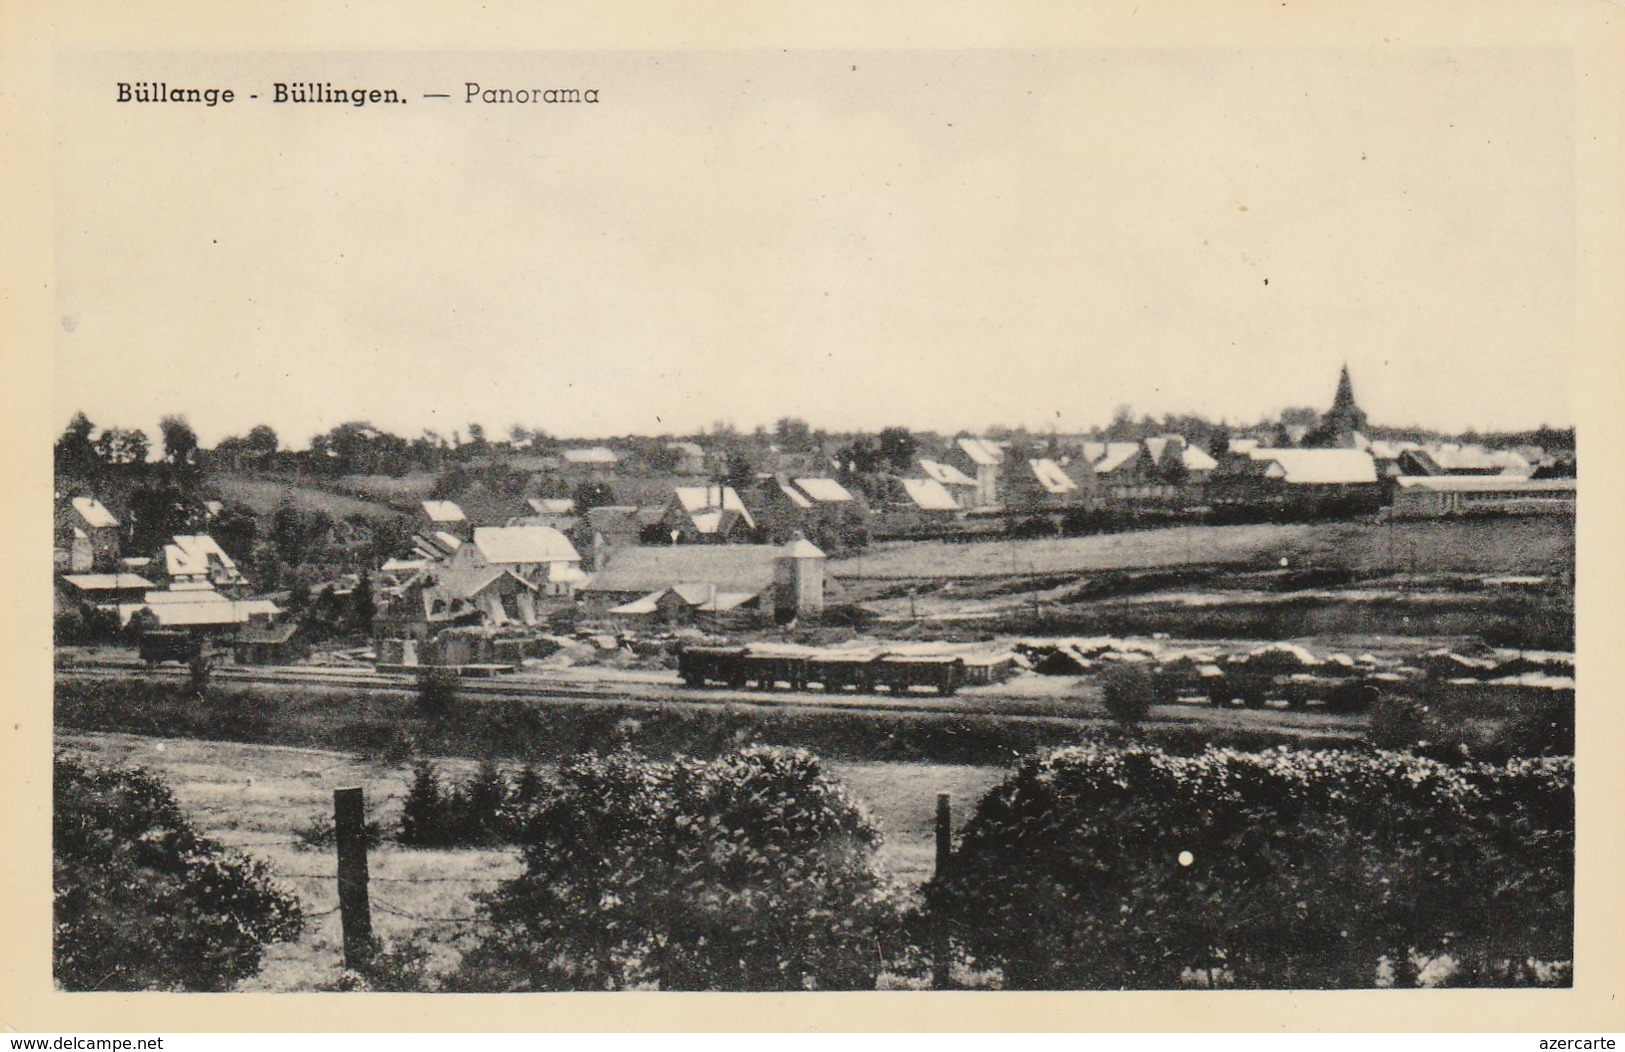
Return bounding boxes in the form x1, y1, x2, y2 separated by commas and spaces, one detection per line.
53, 660, 1368, 734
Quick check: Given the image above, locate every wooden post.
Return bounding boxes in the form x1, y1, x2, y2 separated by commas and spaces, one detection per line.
931, 792, 951, 989
334, 786, 373, 970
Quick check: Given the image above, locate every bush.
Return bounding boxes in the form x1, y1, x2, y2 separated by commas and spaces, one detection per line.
397, 759, 533, 848
415, 667, 460, 721
929, 743, 1572, 990
53, 755, 304, 991
450, 747, 906, 991
1099, 665, 1157, 728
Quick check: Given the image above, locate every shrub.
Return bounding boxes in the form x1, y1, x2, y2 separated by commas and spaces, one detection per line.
1099, 664, 1157, 729
451, 747, 906, 991
398, 759, 454, 847
53, 755, 304, 991
929, 743, 1572, 990
414, 667, 459, 721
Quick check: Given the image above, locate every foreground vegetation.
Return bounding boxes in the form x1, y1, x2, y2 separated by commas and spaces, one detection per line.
56, 730, 1571, 991
53, 755, 305, 991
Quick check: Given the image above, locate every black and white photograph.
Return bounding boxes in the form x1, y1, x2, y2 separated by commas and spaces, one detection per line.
8, 0, 1625, 1036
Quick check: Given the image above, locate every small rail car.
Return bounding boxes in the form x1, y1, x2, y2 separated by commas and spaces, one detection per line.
678, 645, 750, 688
139, 630, 203, 668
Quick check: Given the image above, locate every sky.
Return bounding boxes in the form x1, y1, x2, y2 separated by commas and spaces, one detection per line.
53, 48, 1575, 448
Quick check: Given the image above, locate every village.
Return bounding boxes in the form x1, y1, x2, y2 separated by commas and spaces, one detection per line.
53, 365, 1576, 690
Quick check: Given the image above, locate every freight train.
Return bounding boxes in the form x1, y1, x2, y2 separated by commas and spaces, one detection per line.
678, 644, 966, 696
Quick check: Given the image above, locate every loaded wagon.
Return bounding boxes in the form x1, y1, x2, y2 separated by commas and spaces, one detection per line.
677, 644, 966, 696
678, 645, 750, 688
139, 629, 203, 668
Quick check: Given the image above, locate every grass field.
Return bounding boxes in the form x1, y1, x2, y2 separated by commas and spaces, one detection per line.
211, 472, 406, 522
830, 517, 1573, 583
54, 730, 1007, 989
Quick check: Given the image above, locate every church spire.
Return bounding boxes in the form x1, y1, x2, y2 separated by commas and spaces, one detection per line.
1332, 362, 1357, 411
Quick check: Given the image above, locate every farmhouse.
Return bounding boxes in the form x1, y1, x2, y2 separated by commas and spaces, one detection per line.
419, 500, 468, 535
55, 496, 121, 573
162, 534, 250, 591
946, 437, 1004, 509
443, 525, 586, 598
663, 485, 757, 543
916, 459, 978, 509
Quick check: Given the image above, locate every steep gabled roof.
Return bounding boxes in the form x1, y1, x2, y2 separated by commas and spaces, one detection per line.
918, 459, 976, 487
672, 486, 757, 534
793, 477, 853, 503
1029, 458, 1077, 494
957, 436, 1004, 466
421, 500, 466, 523
1248, 448, 1378, 484
472, 525, 581, 565
163, 535, 241, 579
72, 496, 119, 529
901, 478, 960, 511
1181, 446, 1219, 472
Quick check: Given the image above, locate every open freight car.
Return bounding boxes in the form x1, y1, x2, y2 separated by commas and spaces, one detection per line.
678, 644, 965, 696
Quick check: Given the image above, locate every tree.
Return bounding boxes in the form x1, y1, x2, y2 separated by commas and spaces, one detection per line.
452, 748, 903, 992
876, 426, 918, 472
55, 412, 100, 480
159, 415, 200, 470
571, 480, 617, 513
54, 755, 303, 990
95, 427, 150, 468
772, 416, 817, 454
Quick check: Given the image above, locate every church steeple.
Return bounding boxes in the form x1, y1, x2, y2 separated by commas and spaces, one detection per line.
1331, 363, 1358, 412
1310, 363, 1367, 447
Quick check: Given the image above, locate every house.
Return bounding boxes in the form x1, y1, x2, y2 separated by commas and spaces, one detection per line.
59, 573, 155, 610
1399, 444, 1533, 478
667, 441, 707, 475
573, 504, 666, 570
507, 497, 578, 532
118, 587, 282, 633
581, 535, 831, 624
1247, 448, 1379, 486
561, 447, 619, 472
419, 500, 468, 535
1391, 476, 1576, 519
916, 459, 978, 510
946, 437, 1005, 509
663, 485, 757, 544
749, 475, 867, 546
1005, 457, 1086, 513
901, 478, 961, 517
373, 565, 545, 644
443, 525, 586, 598
55, 496, 121, 573
162, 535, 250, 591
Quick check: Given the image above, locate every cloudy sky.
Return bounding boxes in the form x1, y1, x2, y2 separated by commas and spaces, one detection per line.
54, 47, 1574, 447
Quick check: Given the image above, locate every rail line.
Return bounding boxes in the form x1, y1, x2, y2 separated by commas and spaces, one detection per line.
53, 661, 1368, 734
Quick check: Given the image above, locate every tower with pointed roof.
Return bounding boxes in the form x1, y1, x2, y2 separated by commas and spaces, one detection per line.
1313, 364, 1368, 447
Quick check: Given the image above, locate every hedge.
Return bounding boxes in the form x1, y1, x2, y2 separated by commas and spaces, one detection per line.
928, 743, 1572, 989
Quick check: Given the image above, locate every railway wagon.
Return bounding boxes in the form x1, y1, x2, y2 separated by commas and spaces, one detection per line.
139, 630, 203, 668
677, 645, 967, 696
807, 653, 883, 693
869, 654, 965, 696
678, 645, 750, 688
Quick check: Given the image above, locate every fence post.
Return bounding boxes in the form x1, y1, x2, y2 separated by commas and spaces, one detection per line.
932, 792, 951, 989
334, 786, 373, 970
